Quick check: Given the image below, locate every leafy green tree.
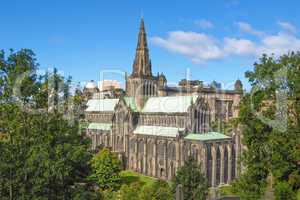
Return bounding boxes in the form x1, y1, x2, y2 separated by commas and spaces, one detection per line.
233, 53, 300, 200
73, 85, 86, 120
0, 49, 93, 199
171, 156, 208, 200
71, 185, 102, 200
274, 181, 296, 200
140, 179, 173, 200
89, 148, 122, 191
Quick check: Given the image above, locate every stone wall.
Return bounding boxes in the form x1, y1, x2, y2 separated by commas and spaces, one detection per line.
85, 112, 114, 123
87, 128, 236, 188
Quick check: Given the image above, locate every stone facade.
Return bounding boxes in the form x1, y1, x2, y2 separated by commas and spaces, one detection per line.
85, 19, 243, 187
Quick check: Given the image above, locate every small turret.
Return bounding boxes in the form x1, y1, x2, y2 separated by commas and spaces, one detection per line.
158, 73, 167, 88
234, 79, 243, 92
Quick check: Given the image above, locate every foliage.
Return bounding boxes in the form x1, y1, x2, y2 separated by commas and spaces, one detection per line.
0, 49, 93, 199
71, 185, 102, 200
0, 49, 38, 102
118, 182, 142, 200
274, 181, 296, 200
103, 171, 172, 200
89, 148, 122, 191
120, 170, 156, 188
171, 156, 208, 200
219, 185, 236, 196
211, 118, 239, 136
140, 179, 173, 200
233, 53, 300, 200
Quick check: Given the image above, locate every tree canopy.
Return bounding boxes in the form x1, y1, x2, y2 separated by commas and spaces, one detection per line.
0, 49, 92, 199
89, 148, 122, 191
233, 53, 300, 200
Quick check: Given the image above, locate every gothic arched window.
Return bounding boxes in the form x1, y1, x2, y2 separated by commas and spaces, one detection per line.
167, 142, 176, 160
157, 142, 165, 157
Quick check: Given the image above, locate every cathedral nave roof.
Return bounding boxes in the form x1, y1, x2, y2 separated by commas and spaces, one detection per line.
133, 125, 184, 137
184, 132, 230, 141
85, 98, 119, 112
141, 95, 198, 113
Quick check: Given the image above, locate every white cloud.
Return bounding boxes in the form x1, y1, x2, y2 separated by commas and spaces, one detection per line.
237, 22, 265, 37
195, 19, 214, 29
259, 32, 300, 55
278, 21, 297, 34
151, 21, 300, 63
151, 31, 223, 63
223, 37, 257, 55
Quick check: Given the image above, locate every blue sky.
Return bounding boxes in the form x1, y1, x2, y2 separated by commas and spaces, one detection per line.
1, 0, 300, 90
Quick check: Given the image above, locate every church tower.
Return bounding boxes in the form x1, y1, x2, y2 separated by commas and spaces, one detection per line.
126, 18, 158, 109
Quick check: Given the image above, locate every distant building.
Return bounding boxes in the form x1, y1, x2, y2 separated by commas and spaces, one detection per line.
83, 80, 125, 100
85, 19, 243, 187
99, 80, 121, 91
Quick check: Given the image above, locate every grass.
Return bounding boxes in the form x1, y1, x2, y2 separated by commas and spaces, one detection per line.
120, 170, 157, 188
218, 185, 236, 196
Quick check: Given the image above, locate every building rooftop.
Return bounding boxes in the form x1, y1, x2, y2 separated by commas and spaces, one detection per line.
184, 132, 231, 141
124, 97, 138, 112
142, 95, 198, 113
85, 99, 119, 112
133, 125, 184, 137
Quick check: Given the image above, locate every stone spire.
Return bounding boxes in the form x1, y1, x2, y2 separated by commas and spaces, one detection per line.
132, 18, 152, 77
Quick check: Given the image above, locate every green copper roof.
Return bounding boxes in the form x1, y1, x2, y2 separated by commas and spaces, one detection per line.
184, 132, 230, 141
142, 95, 198, 113
124, 97, 138, 112
87, 123, 112, 131
133, 125, 184, 137
86, 99, 119, 112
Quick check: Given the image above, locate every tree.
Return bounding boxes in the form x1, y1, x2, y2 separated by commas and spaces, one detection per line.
171, 156, 208, 200
0, 49, 93, 199
140, 179, 173, 200
71, 184, 102, 200
0, 49, 38, 102
89, 148, 122, 191
233, 53, 300, 200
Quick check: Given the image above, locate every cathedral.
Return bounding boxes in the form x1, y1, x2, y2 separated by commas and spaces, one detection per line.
85, 18, 243, 188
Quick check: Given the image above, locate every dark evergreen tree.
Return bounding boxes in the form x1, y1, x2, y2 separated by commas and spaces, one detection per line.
0, 49, 93, 199
171, 156, 208, 200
